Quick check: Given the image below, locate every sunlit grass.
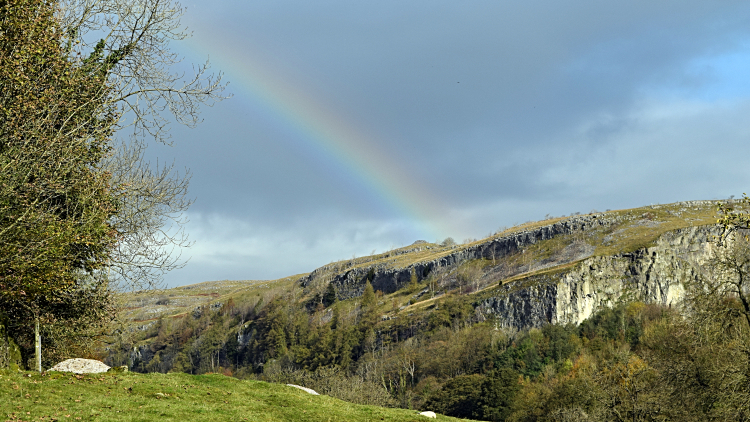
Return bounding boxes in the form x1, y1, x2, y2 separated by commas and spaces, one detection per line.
0, 371, 472, 421
118, 275, 302, 324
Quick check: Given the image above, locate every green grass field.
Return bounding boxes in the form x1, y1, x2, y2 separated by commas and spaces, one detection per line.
0, 371, 473, 422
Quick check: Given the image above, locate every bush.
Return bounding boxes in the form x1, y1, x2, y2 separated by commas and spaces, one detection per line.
424, 374, 485, 419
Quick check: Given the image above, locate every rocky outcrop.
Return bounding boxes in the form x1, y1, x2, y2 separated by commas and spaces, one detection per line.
130, 344, 155, 370
48, 358, 111, 374
301, 212, 618, 301
298, 200, 720, 331
477, 225, 720, 329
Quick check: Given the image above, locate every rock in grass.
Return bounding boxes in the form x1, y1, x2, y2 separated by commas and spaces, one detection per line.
419, 411, 437, 418
286, 384, 319, 395
48, 358, 110, 374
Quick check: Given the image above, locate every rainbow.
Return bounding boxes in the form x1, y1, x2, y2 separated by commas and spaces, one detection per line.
181, 36, 461, 241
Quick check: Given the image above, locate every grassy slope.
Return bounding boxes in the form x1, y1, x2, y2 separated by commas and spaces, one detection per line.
119, 275, 303, 323
0, 371, 472, 422
314, 201, 722, 275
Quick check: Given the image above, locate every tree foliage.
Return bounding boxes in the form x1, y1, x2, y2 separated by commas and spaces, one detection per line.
55, 0, 228, 290
1, 0, 227, 369
424, 374, 486, 419
0, 0, 119, 368
643, 233, 750, 421
717, 195, 750, 241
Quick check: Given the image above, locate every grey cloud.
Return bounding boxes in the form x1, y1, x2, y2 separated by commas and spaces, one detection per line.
162, 212, 429, 286
150, 1, 750, 285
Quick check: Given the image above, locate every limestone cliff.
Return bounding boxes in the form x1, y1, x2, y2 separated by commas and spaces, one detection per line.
300, 212, 615, 300
297, 200, 723, 334
476, 224, 720, 330
301, 201, 719, 320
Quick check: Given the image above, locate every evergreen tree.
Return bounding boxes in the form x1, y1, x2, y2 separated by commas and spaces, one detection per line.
480, 368, 520, 421
323, 283, 338, 308
408, 268, 418, 292
359, 282, 378, 331
424, 374, 486, 419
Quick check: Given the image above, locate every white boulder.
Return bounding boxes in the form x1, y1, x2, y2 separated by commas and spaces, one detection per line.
48, 358, 110, 374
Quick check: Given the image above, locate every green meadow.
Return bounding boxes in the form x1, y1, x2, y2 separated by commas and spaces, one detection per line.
0, 371, 473, 422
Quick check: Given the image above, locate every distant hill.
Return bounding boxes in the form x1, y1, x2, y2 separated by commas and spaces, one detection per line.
106, 199, 735, 418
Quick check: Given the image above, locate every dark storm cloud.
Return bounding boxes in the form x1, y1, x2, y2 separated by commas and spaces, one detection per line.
154, 1, 750, 285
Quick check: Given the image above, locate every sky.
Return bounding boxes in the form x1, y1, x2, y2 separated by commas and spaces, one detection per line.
146, 0, 750, 287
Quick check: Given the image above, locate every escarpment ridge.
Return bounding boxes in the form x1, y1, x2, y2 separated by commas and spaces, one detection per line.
475, 224, 719, 330
298, 200, 721, 315
299, 211, 613, 300
95, 199, 732, 379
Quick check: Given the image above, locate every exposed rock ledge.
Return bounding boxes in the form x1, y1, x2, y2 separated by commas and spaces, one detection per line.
477, 225, 721, 330
301, 201, 718, 305
301, 212, 617, 300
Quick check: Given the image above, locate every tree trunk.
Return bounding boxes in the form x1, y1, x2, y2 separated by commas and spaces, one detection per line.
35, 317, 41, 372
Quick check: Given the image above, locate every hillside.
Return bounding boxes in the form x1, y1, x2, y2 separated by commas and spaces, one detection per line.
117, 200, 722, 334
119, 275, 302, 330
96, 199, 746, 420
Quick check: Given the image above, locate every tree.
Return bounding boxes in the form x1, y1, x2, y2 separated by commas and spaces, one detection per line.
595, 352, 662, 422
643, 233, 750, 420
408, 268, 418, 292
440, 237, 456, 248
0, 0, 119, 370
480, 368, 520, 422
1, 0, 226, 370
424, 374, 486, 420
717, 195, 750, 242
359, 281, 378, 327
323, 283, 338, 308
693, 232, 750, 328
56, 0, 229, 291
57, 0, 227, 144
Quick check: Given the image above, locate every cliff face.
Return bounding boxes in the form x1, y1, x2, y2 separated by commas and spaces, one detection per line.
297, 201, 723, 334
300, 213, 615, 301
477, 225, 720, 330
